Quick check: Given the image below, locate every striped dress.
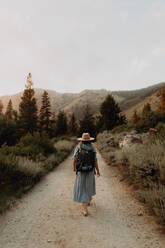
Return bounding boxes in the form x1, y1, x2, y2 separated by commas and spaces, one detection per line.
73, 143, 97, 203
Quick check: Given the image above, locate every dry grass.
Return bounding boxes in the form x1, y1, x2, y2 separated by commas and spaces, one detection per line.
97, 130, 165, 223
0, 137, 77, 214
54, 140, 75, 152
18, 157, 46, 177
140, 184, 165, 220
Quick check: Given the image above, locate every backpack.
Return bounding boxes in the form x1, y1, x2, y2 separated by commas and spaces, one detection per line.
75, 144, 96, 173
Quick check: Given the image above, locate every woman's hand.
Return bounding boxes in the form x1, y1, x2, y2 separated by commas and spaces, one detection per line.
95, 161, 100, 177
96, 171, 100, 177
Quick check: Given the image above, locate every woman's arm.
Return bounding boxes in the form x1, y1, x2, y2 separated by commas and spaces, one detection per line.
95, 160, 100, 177
93, 147, 100, 176
73, 160, 76, 172
72, 145, 79, 172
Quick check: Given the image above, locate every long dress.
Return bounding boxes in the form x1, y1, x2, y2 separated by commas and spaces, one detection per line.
73, 143, 97, 203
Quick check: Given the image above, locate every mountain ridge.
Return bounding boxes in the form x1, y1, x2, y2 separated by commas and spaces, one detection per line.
0, 82, 164, 120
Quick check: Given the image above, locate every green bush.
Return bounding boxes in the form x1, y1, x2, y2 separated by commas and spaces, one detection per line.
156, 122, 165, 139
0, 153, 45, 214
0, 153, 18, 177
10, 132, 56, 160
135, 111, 164, 133
111, 124, 133, 134
53, 138, 77, 164
97, 130, 129, 151
54, 140, 74, 152
0, 118, 20, 146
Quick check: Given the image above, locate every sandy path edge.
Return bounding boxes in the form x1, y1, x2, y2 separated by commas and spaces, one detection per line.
0, 150, 165, 248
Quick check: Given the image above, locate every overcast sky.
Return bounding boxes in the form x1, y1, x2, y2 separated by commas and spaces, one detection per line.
0, 0, 165, 96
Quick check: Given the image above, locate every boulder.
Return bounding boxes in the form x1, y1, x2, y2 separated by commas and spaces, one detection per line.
149, 128, 157, 135
119, 134, 142, 148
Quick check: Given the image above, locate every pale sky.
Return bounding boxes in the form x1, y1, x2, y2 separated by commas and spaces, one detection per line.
0, 0, 165, 96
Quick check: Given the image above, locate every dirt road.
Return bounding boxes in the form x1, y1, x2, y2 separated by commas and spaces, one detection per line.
0, 150, 165, 248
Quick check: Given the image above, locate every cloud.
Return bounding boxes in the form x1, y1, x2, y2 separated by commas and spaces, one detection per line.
128, 57, 151, 78
150, 1, 165, 20
0, 0, 165, 95
152, 47, 165, 57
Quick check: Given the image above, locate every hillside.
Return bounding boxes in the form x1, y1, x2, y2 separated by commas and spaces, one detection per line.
122, 91, 161, 120
62, 89, 124, 119
0, 89, 77, 116
0, 88, 123, 119
0, 82, 164, 120
118, 82, 164, 120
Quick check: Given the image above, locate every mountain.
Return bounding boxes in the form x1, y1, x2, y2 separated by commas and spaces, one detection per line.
0, 88, 124, 119
117, 82, 164, 120
0, 82, 164, 120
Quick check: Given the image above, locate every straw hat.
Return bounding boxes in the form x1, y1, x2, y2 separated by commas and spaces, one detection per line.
77, 132, 94, 141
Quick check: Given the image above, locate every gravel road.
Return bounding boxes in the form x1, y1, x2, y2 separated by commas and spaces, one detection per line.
0, 150, 165, 248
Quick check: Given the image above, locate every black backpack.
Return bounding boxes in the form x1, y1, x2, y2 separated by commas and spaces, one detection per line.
75, 144, 96, 173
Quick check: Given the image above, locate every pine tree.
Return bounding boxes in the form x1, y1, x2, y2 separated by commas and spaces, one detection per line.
39, 91, 51, 133
51, 112, 55, 122
68, 113, 77, 136
78, 104, 96, 137
0, 100, 3, 115
161, 85, 165, 113
19, 73, 38, 135
55, 111, 68, 136
5, 99, 13, 120
100, 94, 123, 130
142, 103, 151, 117
132, 110, 138, 125
49, 112, 56, 137
13, 110, 18, 121
95, 114, 104, 134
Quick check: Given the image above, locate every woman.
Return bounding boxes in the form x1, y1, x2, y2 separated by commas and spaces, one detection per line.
73, 132, 100, 216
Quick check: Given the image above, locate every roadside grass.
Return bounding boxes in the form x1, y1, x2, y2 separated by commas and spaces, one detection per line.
0, 134, 76, 214
97, 130, 165, 226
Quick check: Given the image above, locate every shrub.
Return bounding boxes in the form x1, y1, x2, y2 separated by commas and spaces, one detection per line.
97, 131, 118, 149
54, 138, 77, 163
12, 132, 56, 160
18, 157, 46, 177
135, 111, 163, 133
0, 118, 20, 146
156, 122, 165, 139
140, 185, 165, 220
102, 150, 117, 166
54, 140, 75, 153
43, 154, 57, 171
0, 153, 18, 179
121, 145, 160, 186
111, 124, 133, 134
113, 149, 129, 166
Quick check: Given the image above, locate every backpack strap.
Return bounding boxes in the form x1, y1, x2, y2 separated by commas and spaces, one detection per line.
75, 144, 81, 174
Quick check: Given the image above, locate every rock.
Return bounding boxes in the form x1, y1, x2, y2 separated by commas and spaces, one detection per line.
149, 128, 157, 135
119, 134, 142, 148
120, 177, 125, 182
137, 211, 143, 216
47, 240, 52, 243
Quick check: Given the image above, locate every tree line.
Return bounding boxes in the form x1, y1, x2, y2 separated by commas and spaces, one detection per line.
0, 73, 126, 146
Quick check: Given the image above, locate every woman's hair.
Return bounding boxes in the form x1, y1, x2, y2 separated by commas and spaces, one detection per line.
82, 140, 91, 144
